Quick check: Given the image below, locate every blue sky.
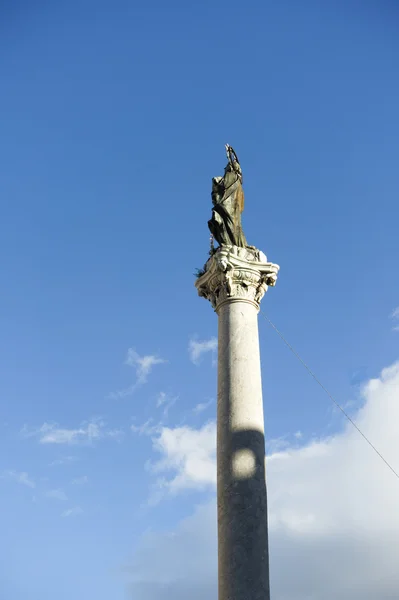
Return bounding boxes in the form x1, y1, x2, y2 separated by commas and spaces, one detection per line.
1, 2, 399, 598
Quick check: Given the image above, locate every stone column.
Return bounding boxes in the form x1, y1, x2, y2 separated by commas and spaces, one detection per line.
195, 245, 279, 600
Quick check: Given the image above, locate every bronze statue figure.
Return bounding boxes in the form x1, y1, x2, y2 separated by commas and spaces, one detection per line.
208, 144, 247, 248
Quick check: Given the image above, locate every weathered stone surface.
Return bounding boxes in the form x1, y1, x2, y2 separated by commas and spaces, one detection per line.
217, 299, 269, 600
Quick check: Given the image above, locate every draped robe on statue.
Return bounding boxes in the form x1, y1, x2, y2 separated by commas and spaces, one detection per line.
208, 159, 247, 248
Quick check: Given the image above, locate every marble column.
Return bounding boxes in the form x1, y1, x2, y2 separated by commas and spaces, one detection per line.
195, 245, 279, 600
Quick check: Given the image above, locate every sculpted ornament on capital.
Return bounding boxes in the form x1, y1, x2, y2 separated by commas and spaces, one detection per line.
195, 245, 279, 311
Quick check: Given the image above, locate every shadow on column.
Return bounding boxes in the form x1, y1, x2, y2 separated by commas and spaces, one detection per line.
218, 428, 270, 600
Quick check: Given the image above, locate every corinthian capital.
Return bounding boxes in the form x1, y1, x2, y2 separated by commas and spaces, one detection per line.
195, 245, 279, 312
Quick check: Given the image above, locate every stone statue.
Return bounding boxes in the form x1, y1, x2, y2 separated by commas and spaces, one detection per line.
208, 144, 247, 248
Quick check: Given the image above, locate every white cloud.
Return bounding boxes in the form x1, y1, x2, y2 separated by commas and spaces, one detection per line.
109, 349, 166, 399
71, 476, 88, 485
149, 422, 216, 494
45, 488, 68, 501
188, 338, 217, 365
127, 360, 399, 600
1, 470, 35, 488
61, 506, 83, 518
23, 418, 121, 446
193, 399, 213, 414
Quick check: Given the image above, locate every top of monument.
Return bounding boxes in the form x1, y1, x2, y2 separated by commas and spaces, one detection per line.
208, 144, 247, 248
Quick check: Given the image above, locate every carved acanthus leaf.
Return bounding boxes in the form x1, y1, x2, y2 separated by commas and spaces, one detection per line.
195, 245, 279, 311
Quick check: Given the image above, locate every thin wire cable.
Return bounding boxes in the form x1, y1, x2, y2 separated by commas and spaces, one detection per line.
262, 312, 399, 481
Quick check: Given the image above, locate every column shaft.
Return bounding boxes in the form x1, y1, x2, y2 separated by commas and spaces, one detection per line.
216, 299, 270, 600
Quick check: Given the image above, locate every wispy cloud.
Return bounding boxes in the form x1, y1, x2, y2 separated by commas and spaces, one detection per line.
1, 470, 35, 488
193, 399, 213, 414
189, 338, 217, 365
156, 392, 168, 408
61, 506, 83, 518
41, 422, 100, 444
109, 348, 166, 399
266, 435, 291, 454
71, 475, 88, 485
156, 392, 177, 417
49, 456, 78, 466
22, 418, 122, 446
391, 306, 399, 331
131, 418, 161, 436
45, 488, 68, 501
106, 428, 125, 442
126, 349, 166, 383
